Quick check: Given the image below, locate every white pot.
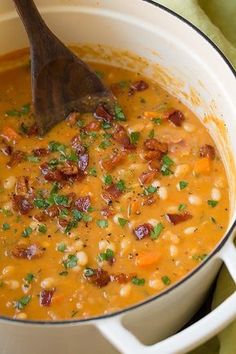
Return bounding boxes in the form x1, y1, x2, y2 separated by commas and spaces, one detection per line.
0, 1, 236, 354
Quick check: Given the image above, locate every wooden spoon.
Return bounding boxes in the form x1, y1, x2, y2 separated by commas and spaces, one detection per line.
13, 0, 114, 135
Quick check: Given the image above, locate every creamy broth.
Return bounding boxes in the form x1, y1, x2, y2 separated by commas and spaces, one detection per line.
0, 50, 229, 321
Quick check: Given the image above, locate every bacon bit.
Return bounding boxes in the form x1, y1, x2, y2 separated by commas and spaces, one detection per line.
1, 144, 13, 156
74, 196, 91, 212
139, 171, 157, 185
45, 205, 59, 218
7, 150, 26, 167
165, 212, 192, 225
60, 162, 79, 176
85, 268, 110, 288
78, 153, 89, 172
1, 126, 20, 143
40, 163, 63, 182
66, 112, 80, 127
94, 104, 114, 123
11, 243, 44, 259
144, 150, 163, 161
129, 80, 149, 95
133, 223, 153, 240
27, 123, 39, 136
33, 148, 49, 157
199, 144, 215, 160
110, 273, 136, 284
33, 213, 48, 222
112, 124, 135, 150
12, 195, 33, 215
58, 218, 69, 229
15, 176, 31, 195
82, 120, 101, 133
105, 184, 123, 200
101, 151, 126, 171
149, 159, 161, 171
100, 206, 115, 218
71, 135, 83, 151
39, 289, 55, 306
167, 110, 185, 127
144, 138, 168, 153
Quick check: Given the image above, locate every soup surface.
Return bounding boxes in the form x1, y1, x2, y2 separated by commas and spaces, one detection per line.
0, 49, 229, 321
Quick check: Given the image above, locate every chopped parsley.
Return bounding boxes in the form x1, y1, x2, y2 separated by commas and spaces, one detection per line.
53, 195, 69, 207
38, 224, 47, 234
152, 118, 162, 125
102, 121, 112, 130
48, 141, 66, 153
144, 185, 157, 195
118, 217, 128, 227
88, 167, 97, 177
114, 104, 126, 121
63, 255, 78, 269
161, 155, 174, 176
178, 203, 187, 212
2, 223, 10, 231
104, 175, 113, 185
151, 223, 164, 240
25, 273, 35, 284
22, 226, 33, 238
148, 129, 155, 138
84, 268, 95, 277
116, 179, 126, 192
57, 243, 67, 252
34, 198, 49, 209
208, 200, 218, 208
179, 181, 188, 190
99, 140, 111, 149
130, 132, 140, 145
132, 276, 145, 286
27, 155, 40, 163
6, 103, 30, 117
162, 275, 171, 285
98, 248, 114, 262
15, 295, 31, 310
97, 219, 108, 229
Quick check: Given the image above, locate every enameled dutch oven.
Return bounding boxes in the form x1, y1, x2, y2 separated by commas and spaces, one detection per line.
0, 1, 236, 354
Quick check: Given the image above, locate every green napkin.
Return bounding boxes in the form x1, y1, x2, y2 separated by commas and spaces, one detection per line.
153, 1, 236, 353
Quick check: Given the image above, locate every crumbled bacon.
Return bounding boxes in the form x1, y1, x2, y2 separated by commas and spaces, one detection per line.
33, 213, 47, 222
129, 80, 149, 95
100, 206, 115, 218
167, 110, 185, 127
85, 268, 110, 288
112, 124, 135, 150
11, 243, 44, 259
40, 163, 63, 182
45, 205, 59, 218
27, 123, 39, 136
144, 150, 163, 161
74, 196, 91, 212
105, 184, 123, 200
82, 120, 101, 132
144, 139, 168, 153
7, 150, 26, 167
12, 195, 33, 215
101, 152, 126, 171
199, 144, 215, 160
148, 159, 161, 171
39, 289, 55, 306
58, 218, 69, 229
32, 148, 49, 157
78, 153, 89, 172
71, 135, 83, 152
66, 112, 80, 127
15, 176, 31, 195
133, 223, 153, 240
165, 212, 192, 225
111, 273, 136, 284
60, 162, 79, 176
94, 104, 114, 123
143, 195, 158, 206
139, 171, 157, 185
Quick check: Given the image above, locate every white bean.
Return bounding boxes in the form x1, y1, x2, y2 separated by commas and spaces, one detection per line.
120, 283, 131, 297
76, 251, 88, 266
152, 180, 161, 188
170, 245, 178, 257
149, 279, 164, 290
14, 313, 27, 320
41, 277, 56, 289
148, 219, 159, 227
174, 164, 190, 178
2, 266, 15, 276
189, 195, 202, 206
159, 186, 168, 200
120, 238, 131, 252
182, 122, 196, 133
184, 227, 198, 235
211, 188, 221, 201
6, 280, 20, 289
4, 176, 16, 190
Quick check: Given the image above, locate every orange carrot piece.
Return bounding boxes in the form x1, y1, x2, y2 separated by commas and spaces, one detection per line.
136, 251, 160, 267
194, 157, 211, 175
1, 126, 20, 143
143, 111, 159, 119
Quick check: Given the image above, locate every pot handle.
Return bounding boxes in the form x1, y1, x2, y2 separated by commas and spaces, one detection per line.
96, 240, 236, 354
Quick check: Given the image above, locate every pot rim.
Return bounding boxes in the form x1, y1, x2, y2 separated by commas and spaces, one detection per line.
0, 0, 236, 326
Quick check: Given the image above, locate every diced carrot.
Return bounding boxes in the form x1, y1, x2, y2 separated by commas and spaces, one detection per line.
52, 294, 65, 304
136, 251, 160, 267
194, 157, 211, 175
130, 200, 141, 215
1, 126, 20, 143
143, 111, 159, 119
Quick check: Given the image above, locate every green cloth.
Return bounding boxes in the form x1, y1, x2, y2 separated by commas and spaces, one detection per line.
153, 1, 236, 353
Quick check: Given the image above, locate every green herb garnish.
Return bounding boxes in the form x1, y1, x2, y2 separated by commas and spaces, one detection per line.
118, 218, 128, 227
162, 275, 171, 285
161, 155, 174, 176
151, 223, 164, 240
63, 255, 78, 269
97, 219, 108, 229
130, 132, 140, 145
114, 104, 126, 121
2, 223, 10, 231
15, 295, 31, 310
179, 181, 188, 190
98, 248, 114, 262
88, 167, 97, 177
208, 200, 218, 208
38, 224, 47, 234
132, 276, 145, 286
22, 226, 33, 238
104, 175, 113, 185
57, 243, 67, 253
